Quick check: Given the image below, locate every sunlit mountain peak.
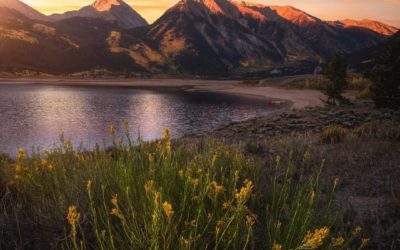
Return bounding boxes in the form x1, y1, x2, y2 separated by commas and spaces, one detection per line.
92, 0, 122, 12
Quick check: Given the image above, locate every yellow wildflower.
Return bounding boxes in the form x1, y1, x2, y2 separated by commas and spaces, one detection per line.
47, 164, 54, 171
333, 178, 340, 190
41, 159, 48, 167
180, 236, 190, 246
162, 201, 174, 218
145, 180, 155, 193
111, 194, 118, 206
163, 128, 171, 152
67, 206, 80, 239
16, 148, 26, 161
163, 128, 170, 142
353, 226, 362, 235
361, 238, 370, 248
67, 206, 80, 225
191, 178, 199, 186
86, 180, 92, 190
235, 179, 253, 203
246, 215, 256, 228
111, 208, 123, 219
331, 236, 345, 247
302, 227, 330, 249
213, 182, 225, 193
273, 242, 283, 250
208, 181, 225, 199
15, 164, 22, 174
154, 192, 160, 207
222, 202, 231, 210
178, 170, 184, 177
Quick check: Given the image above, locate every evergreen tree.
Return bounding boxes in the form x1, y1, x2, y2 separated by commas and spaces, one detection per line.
369, 34, 400, 109
322, 54, 348, 105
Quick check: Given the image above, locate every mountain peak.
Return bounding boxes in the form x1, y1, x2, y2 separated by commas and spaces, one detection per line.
340, 19, 398, 36
0, 0, 47, 20
268, 5, 320, 26
92, 0, 122, 12
49, 0, 147, 29
178, 0, 234, 15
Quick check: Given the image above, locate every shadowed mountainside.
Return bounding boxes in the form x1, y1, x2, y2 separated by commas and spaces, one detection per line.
0, 0, 398, 76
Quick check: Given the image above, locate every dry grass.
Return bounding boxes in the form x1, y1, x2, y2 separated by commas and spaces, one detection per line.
321, 124, 348, 144
0, 128, 367, 250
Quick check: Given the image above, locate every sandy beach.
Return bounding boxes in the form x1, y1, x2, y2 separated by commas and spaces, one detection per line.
0, 78, 325, 109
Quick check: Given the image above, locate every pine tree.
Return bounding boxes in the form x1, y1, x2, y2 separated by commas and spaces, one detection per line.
369, 35, 400, 109
322, 54, 348, 105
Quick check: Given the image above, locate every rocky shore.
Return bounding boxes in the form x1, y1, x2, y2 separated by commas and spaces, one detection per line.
204, 101, 400, 141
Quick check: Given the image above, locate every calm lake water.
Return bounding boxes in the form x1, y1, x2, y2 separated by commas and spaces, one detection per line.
0, 84, 279, 155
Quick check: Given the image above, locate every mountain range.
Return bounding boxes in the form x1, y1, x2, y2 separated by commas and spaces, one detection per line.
0, 0, 398, 76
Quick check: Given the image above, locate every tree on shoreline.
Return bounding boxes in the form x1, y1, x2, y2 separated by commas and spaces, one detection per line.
368, 34, 400, 109
322, 54, 349, 106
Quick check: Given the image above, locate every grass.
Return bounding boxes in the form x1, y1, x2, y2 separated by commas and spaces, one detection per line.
280, 74, 372, 93
242, 80, 260, 86
321, 125, 347, 144
0, 128, 371, 249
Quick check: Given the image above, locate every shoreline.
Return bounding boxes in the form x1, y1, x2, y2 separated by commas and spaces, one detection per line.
0, 78, 324, 109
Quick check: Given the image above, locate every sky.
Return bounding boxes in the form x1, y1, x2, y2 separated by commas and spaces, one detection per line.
22, 0, 400, 27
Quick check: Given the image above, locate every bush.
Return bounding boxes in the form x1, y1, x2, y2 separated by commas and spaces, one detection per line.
321, 125, 347, 144
359, 85, 375, 99
242, 80, 260, 86
353, 121, 400, 141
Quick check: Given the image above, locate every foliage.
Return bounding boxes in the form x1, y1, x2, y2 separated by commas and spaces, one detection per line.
322, 54, 349, 105
353, 120, 400, 141
0, 128, 368, 249
321, 125, 347, 144
368, 35, 400, 109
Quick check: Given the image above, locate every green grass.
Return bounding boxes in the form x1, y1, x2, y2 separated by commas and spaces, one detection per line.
0, 128, 370, 249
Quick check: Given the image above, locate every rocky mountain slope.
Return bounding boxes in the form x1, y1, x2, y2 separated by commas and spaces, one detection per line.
347, 30, 400, 70
0, 7, 144, 74
49, 0, 148, 29
0, 0, 47, 20
0, 0, 398, 76
109, 0, 397, 75
339, 19, 399, 36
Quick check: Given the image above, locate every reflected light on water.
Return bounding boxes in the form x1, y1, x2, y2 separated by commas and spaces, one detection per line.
0, 85, 278, 155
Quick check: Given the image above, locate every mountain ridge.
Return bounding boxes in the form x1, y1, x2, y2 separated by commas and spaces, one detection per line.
0, 0, 47, 20
0, 0, 398, 76
48, 0, 148, 29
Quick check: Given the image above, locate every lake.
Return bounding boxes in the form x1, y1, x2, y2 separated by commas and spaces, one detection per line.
0, 84, 279, 155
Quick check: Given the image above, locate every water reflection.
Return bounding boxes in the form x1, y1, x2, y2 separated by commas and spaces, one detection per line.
0, 85, 278, 155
